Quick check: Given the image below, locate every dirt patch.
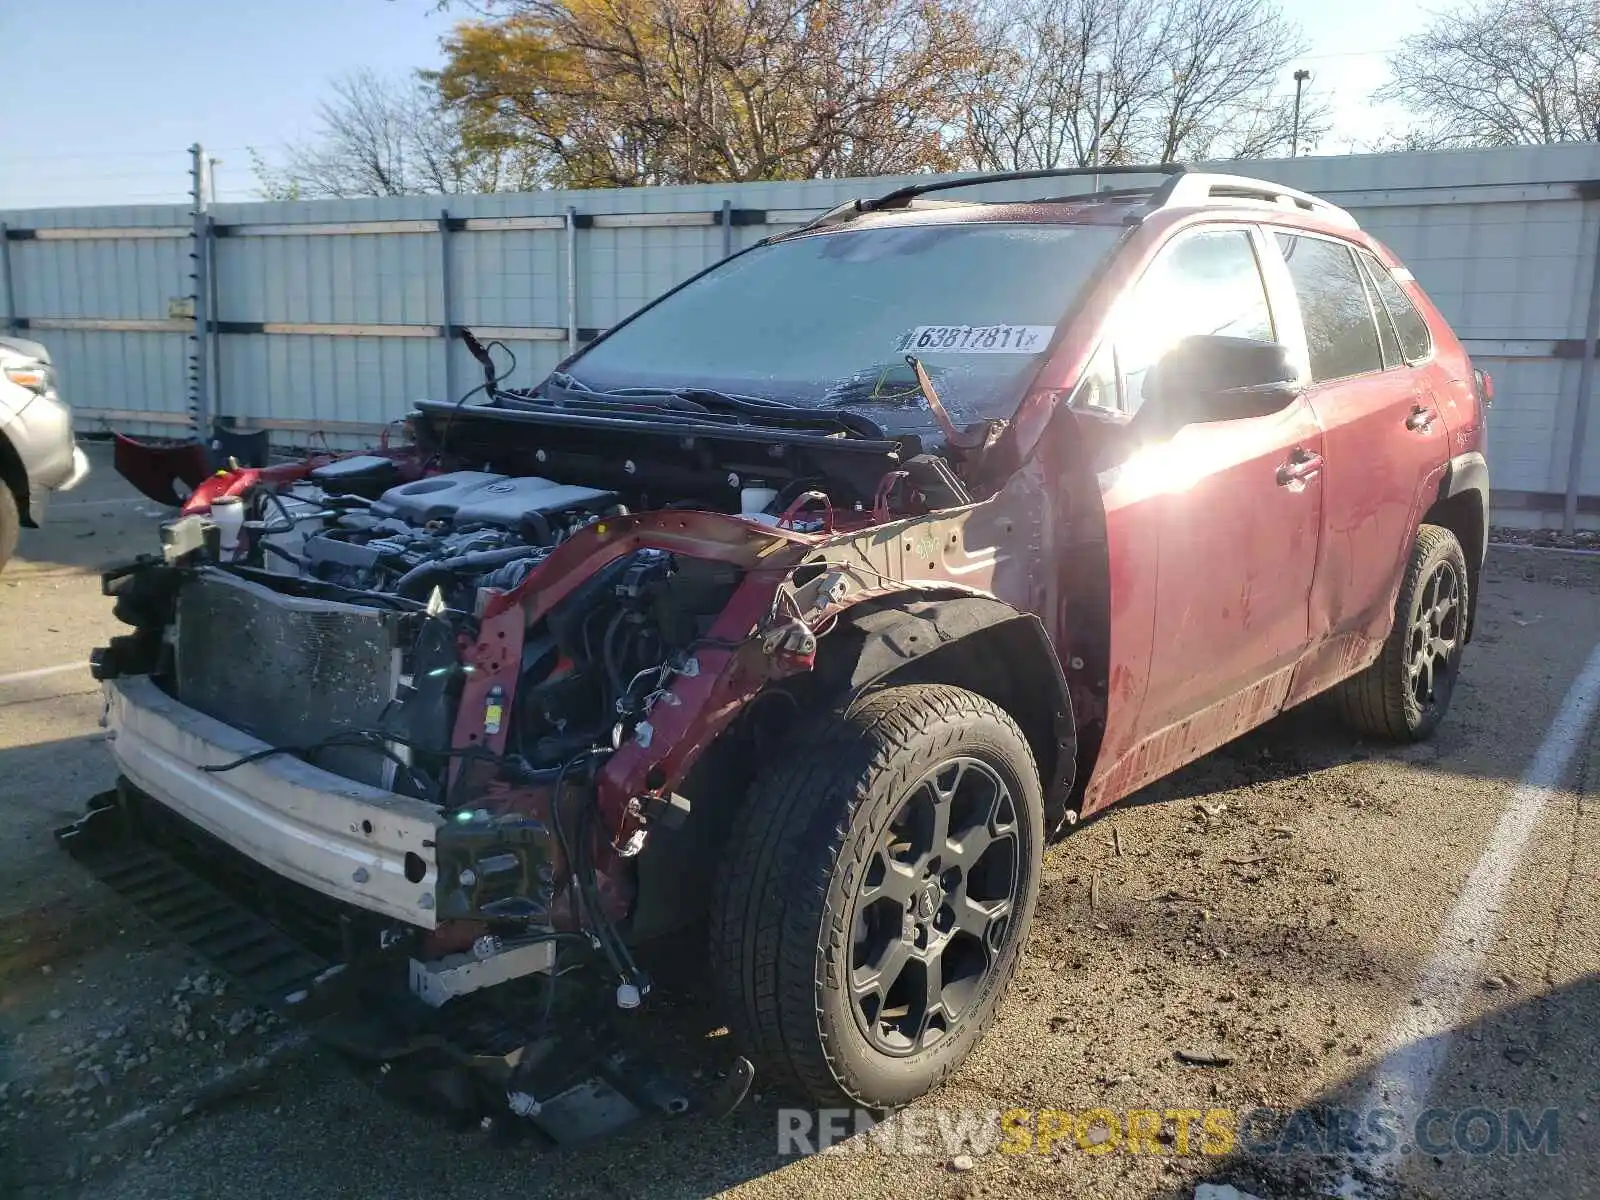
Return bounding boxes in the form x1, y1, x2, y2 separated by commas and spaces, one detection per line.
1485, 542, 1600, 591
1490, 526, 1600, 552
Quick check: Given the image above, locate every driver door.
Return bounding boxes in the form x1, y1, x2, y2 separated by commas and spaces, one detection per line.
1091, 225, 1323, 798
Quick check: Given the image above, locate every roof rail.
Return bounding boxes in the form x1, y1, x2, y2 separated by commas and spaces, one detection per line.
787, 165, 1189, 235
1149, 172, 1359, 229
861, 164, 1188, 213
785, 164, 1358, 235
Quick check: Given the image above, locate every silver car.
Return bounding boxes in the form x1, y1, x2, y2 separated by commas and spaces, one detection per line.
0, 334, 90, 571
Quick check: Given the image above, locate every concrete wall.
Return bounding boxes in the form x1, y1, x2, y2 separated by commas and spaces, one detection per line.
4, 143, 1599, 526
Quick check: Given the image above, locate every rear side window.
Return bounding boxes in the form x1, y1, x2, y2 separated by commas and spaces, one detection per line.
1358, 249, 1433, 363
1275, 234, 1383, 383
1118, 229, 1275, 413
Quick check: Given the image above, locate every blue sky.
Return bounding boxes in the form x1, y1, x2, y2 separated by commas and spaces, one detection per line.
0, 0, 1433, 211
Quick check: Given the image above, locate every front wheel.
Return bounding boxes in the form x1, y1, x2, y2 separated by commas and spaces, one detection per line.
710, 684, 1044, 1109
1335, 523, 1469, 741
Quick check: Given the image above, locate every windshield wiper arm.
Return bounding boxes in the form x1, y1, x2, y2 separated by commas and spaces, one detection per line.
671, 386, 801, 414
903, 354, 974, 447
544, 373, 799, 415
533, 373, 885, 438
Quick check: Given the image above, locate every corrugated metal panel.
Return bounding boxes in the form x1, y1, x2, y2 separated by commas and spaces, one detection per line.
1, 207, 193, 431
5, 145, 1599, 521
219, 332, 445, 429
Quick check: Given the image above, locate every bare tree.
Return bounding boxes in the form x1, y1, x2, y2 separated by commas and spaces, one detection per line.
962, 0, 1327, 170
1143, 0, 1323, 160
1378, 0, 1600, 147
252, 69, 543, 199
963, 0, 1158, 171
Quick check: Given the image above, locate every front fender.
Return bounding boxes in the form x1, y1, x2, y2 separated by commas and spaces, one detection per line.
829, 593, 1079, 833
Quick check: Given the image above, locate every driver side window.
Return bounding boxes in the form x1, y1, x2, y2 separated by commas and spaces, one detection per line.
1116, 229, 1275, 415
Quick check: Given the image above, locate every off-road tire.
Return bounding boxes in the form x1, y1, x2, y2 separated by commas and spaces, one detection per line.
709, 684, 1045, 1109
0, 482, 19, 574
1335, 523, 1469, 742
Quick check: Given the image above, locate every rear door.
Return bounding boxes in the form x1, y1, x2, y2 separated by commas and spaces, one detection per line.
1359, 247, 1464, 447
1267, 231, 1451, 704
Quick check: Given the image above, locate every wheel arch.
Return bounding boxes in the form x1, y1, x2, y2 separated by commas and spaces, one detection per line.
0, 429, 34, 526
631, 592, 1079, 943
819, 592, 1078, 835
1425, 451, 1488, 641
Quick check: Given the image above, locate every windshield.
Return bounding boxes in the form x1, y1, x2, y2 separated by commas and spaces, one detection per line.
559, 221, 1120, 432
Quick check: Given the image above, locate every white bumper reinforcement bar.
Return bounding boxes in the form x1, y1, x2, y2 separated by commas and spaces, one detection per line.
105, 675, 443, 928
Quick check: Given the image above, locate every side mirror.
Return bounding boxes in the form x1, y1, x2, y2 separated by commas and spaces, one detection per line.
1137, 335, 1303, 434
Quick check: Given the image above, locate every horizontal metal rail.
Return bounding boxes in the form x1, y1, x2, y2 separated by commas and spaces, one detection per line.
3, 226, 188, 241
15, 316, 191, 333
5, 180, 1592, 242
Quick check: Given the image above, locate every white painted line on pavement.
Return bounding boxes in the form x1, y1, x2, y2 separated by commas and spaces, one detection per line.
1339, 638, 1600, 1196
0, 661, 89, 686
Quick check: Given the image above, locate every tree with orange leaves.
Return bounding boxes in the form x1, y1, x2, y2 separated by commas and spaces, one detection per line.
436, 0, 989, 188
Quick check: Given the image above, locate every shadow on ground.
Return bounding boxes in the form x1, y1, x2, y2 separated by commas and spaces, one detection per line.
1185, 973, 1600, 1200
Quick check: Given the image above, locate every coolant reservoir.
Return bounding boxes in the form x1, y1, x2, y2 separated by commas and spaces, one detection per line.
211, 497, 246, 558
740, 483, 779, 525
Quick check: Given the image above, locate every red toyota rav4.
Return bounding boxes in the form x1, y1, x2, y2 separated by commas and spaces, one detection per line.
77, 165, 1489, 1130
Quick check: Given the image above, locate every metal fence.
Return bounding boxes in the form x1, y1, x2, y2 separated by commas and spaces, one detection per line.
3, 143, 1599, 528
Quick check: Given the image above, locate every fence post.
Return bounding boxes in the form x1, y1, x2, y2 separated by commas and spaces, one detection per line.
0, 225, 16, 334
1564, 210, 1600, 533
565, 206, 579, 357
439, 208, 457, 403
206, 214, 222, 421
187, 143, 212, 439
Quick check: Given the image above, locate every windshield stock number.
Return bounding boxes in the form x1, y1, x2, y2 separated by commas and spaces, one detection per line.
898, 325, 1055, 354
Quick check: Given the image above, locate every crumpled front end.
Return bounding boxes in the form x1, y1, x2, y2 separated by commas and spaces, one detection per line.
65, 444, 819, 1046
62, 383, 1003, 1132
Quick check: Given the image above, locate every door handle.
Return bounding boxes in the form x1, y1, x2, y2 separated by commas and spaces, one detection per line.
1406, 404, 1436, 432
1276, 449, 1324, 486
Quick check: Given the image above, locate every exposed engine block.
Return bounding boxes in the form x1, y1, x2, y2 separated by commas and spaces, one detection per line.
265, 469, 624, 607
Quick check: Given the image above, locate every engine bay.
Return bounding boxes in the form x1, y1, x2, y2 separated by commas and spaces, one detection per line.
261, 461, 628, 608
99, 381, 992, 865
92, 382, 1000, 982
181, 460, 748, 803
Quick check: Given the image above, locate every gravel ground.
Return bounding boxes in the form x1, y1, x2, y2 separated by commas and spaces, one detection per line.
1490, 526, 1600, 552
3, 446, 1599, 1200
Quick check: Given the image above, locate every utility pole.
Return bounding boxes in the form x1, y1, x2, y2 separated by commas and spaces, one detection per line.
1291, 69, 1312, 158
1090, 69, 1104, 192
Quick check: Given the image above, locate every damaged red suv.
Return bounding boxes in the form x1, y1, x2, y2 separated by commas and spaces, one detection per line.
69, 165, 1490, 1132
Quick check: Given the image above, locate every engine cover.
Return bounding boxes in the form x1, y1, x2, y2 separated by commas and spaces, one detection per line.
375, 471, 616, 530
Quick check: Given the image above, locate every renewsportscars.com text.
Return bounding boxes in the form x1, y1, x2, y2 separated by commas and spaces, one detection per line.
778, 1105, 1561, 1160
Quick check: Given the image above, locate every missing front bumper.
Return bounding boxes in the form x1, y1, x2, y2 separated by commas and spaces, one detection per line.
54, 780, 727, 1139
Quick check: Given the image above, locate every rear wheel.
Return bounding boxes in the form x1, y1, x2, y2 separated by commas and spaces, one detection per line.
1335, 523, 1468, 741
710, 684, 1044, 1109
0, 483, 19, 574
